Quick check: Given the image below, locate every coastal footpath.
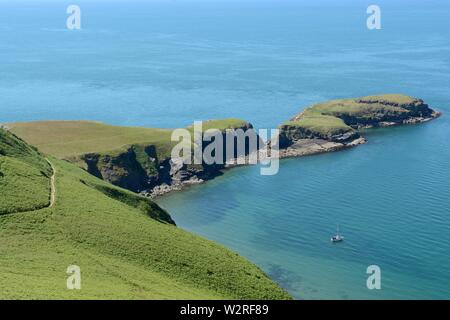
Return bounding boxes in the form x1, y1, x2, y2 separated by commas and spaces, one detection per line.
7, 94, 441, 198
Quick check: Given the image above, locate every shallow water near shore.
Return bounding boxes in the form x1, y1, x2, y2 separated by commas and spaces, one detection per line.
2, 0, 450, 299
158, 121, 450, 299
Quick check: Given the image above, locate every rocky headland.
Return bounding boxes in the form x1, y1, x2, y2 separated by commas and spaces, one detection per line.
277, 94, 440, 159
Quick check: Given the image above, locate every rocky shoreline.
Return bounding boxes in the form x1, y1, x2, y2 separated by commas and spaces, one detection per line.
356, 111, 441, 129
146, 137, 367, 199
279, 137, 367, 159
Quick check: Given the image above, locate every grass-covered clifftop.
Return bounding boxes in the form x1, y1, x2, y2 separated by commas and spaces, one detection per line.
9, 119, 250, 158
8, 120, 174, 159
279, 94, 439, 147
8, 119, 253, 194
0, 128, 290, 299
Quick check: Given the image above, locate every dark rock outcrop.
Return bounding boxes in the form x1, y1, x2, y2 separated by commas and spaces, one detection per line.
79, 121, 261, 197
278, 125, 360, 149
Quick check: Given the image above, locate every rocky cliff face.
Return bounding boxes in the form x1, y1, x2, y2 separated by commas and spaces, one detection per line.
82, 145, 160, 193
333, 97, 437, 127
278, 125, 360, 149
79, 122, 260, 197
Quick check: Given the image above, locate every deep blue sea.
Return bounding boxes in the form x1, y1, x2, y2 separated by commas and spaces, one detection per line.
1, 0, 449, 299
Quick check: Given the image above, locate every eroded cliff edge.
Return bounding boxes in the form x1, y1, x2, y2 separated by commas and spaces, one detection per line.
76, 120, 259, 197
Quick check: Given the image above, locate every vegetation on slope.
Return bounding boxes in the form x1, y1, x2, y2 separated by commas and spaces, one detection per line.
0, 128, 289, 299
283, 114, 352, 138
0, 129, 52, 214
83, 177, 175, 225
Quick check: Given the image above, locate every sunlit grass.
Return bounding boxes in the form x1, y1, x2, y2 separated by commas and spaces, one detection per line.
0, 128, 290, 300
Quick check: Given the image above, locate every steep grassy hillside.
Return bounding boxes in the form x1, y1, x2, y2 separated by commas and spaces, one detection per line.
279, 94, 439, 147
0, 129, 52, 214
0, 129, 289, 299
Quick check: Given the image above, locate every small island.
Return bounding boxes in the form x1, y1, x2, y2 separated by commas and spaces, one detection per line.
278, 94, 440, 158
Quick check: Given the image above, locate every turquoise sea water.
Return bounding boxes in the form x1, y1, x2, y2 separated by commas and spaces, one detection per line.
1, 0, 450, 299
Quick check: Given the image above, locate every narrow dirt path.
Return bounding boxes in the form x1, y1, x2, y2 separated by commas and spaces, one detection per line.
46, 158, 56, 208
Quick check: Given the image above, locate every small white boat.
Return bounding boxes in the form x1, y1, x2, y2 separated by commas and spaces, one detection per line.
331, 224, 344, 243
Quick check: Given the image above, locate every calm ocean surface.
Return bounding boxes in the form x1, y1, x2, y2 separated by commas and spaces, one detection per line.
1, 0, 449, 299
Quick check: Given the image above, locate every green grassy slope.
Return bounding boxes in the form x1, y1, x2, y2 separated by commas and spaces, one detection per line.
8, 121, 174, 159
0, 130, 290, 299
0, 129, 52, 214
283, 114, 352, 137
